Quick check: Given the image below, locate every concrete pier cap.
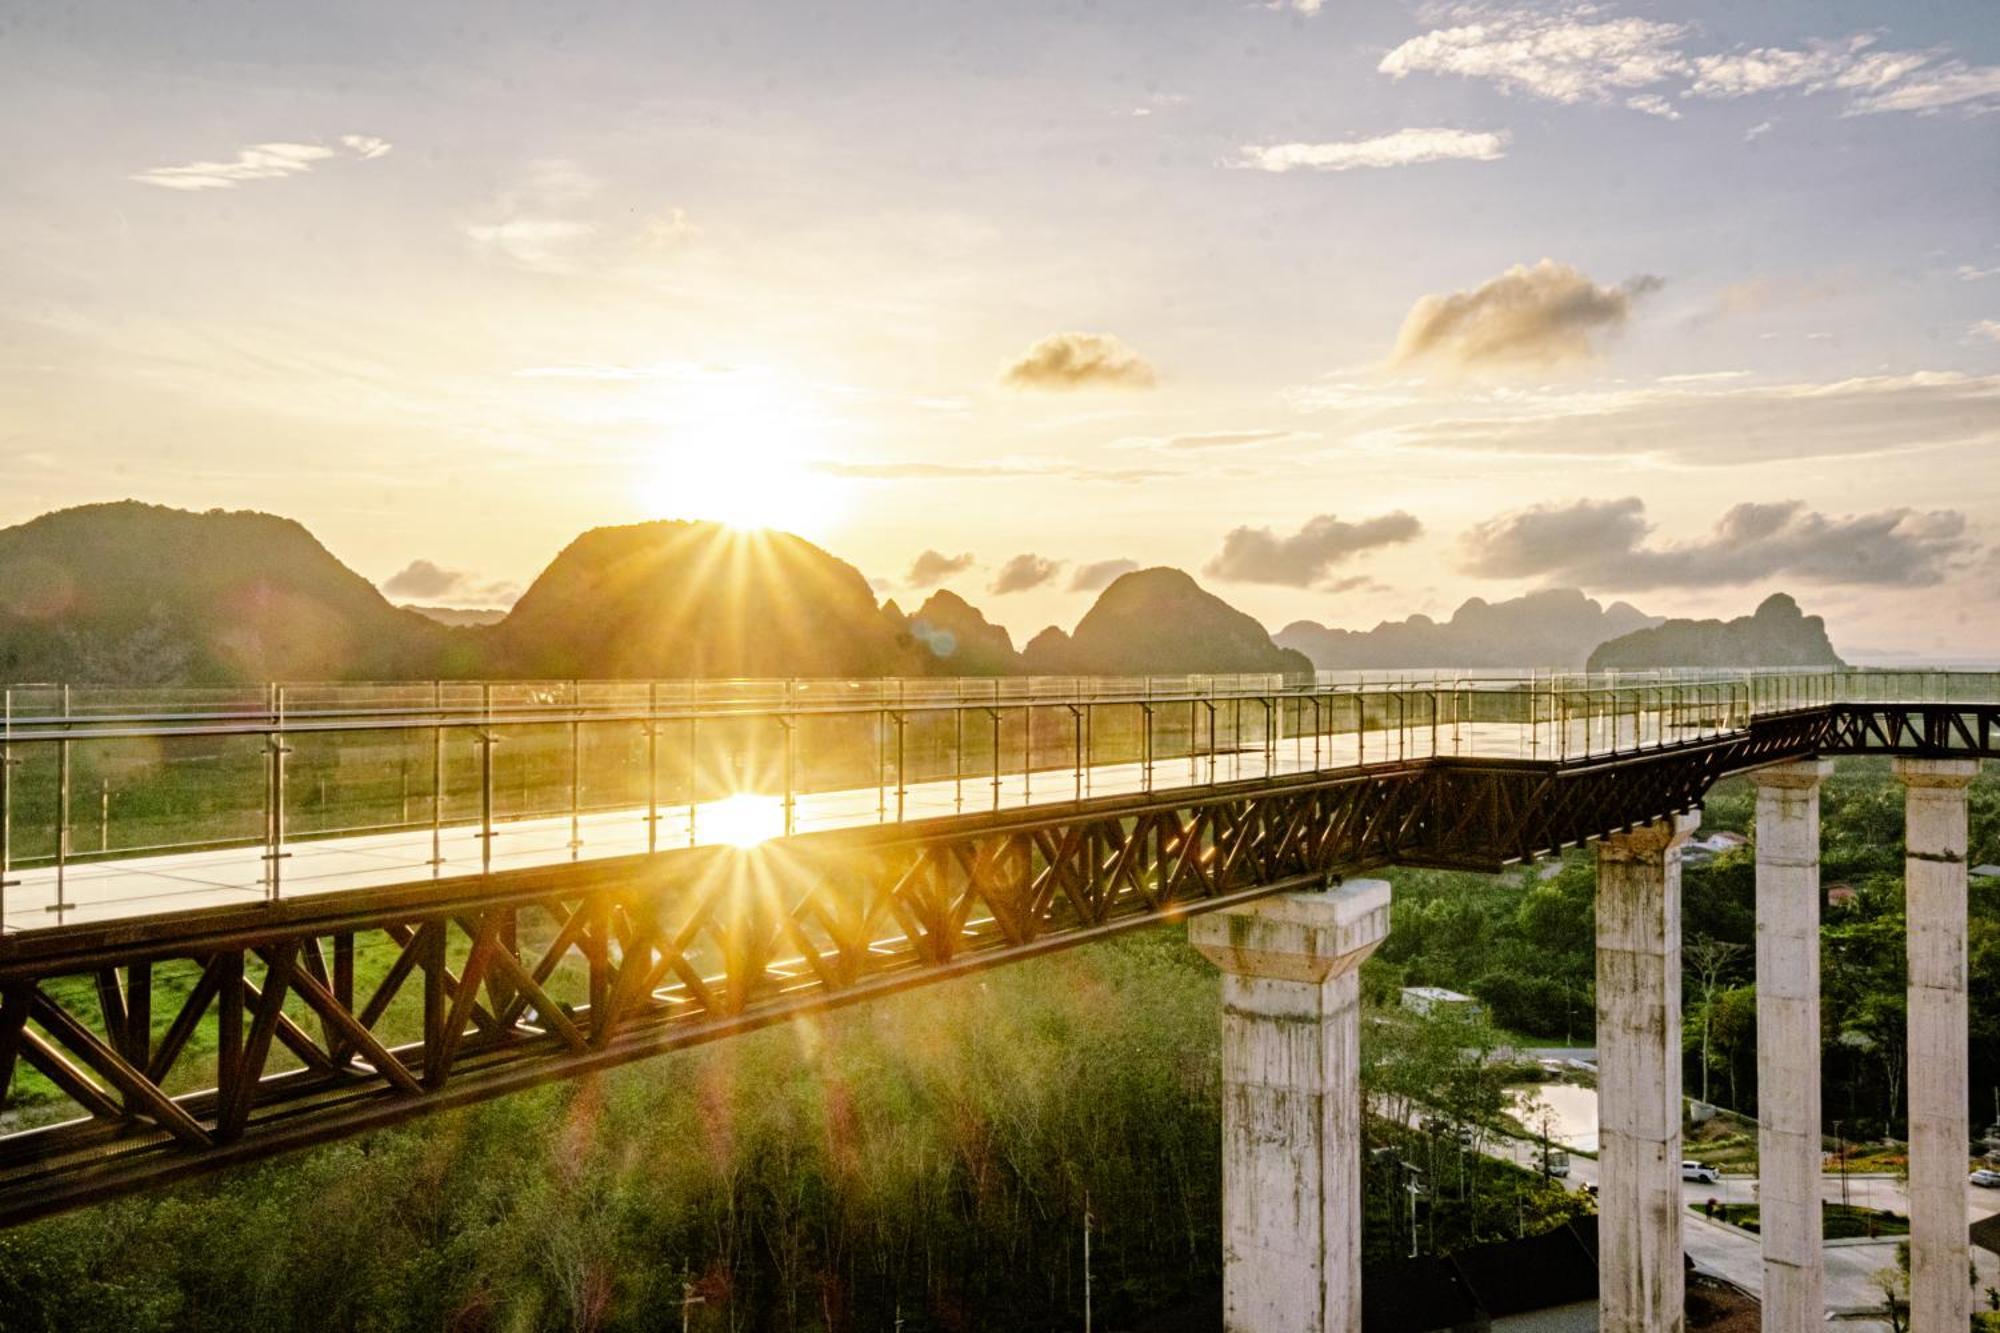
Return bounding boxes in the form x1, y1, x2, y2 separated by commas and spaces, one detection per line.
1752, 757, 1834, 788
1190, 879, 1392, 981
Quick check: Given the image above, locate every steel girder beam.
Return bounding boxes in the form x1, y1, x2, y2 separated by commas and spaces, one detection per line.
1820, 704, 2000, 758
0, 765, 1429, 1225
1407, 708, 1836, 870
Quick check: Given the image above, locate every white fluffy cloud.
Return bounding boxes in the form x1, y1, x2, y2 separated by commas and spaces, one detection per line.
1379, 8, 1691, 104
1381, 9, 2000, 117
133, 135, 391, 190
1393, 260, 1662, 370
1236, 127, 1509, 173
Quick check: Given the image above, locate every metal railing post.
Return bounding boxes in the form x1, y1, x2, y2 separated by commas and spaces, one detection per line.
54, 726, 69, 915
0, 687, 14, 930
1068, 703, 1083, 803
781, 714, 797, 836
430, 681, 445, 869
1310, 694, 1322, 770
646, 682, 660, 854
568, 680, 583, 853
1142, 702, 1156, 793
988, 707, 1002, 811
1022, 703, 1032, 804
895, 711, 908, 822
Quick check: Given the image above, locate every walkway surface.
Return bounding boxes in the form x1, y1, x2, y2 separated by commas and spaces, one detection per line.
0, 715, 1674, 936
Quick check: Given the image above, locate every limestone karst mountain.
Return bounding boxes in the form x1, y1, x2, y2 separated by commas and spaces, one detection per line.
1585, 592, 1846, 671
887, 589, 1024, 675
486, 520, 911, 679
0, 502, 466, 684
1021, 567, 1312, 677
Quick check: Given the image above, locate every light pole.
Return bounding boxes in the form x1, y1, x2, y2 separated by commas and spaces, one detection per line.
1402, 1162, 1426, 1258
680, 1263, 705, 1333
1083, 1198, 1093, 1333
1834, 1118, 1850, 1210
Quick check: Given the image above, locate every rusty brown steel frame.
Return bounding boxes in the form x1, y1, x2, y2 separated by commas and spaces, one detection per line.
0, 702, 1988, 1227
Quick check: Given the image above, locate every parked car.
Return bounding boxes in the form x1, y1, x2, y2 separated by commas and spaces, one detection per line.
1970, 1169, 2000, 1188
1681, 1161, 1721, 1183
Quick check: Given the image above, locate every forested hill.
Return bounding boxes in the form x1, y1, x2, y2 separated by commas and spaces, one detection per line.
485, 520, 916, 678
0, 502, 471, 684
1586, 593, 1846, 671
1277, 588, 1659, 670
1021, 567, 1312, 677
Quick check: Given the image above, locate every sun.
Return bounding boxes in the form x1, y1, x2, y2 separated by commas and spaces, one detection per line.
640, 369, 845, 534
700, 792, 786, 849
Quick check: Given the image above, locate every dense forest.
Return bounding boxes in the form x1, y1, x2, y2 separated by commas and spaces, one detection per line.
0, 762, 1991, 1329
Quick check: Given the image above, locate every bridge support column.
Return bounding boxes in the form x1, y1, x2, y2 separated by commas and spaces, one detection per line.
1753, 760, 1831, 1333
1191, 879, 1391, 1333
1597, 811, 1699, 1333
1895, 757, 1979, 1333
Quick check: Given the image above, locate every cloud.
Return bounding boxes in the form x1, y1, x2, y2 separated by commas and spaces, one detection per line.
379, 559, 518, 606
1686, 34, 2000, 115
464, 218, 597, 269
1267, 0, 1322, 12
1379, 7, 1691, 105
1689, 34, 1928, 100
1696, 273, 1842, 324
1459, 498, 1974, 590
1958, 265, 2000, 282
1204, 512, 1423, 587
1393, 260, 1662, 370
816, 458, 1167, 484
133, 142, 331, 191
133, 135, 391, 190
1000, 332, 1156, 391
1380, 11, 2000, 118
464, 158, 603, 271
1070, 558, 1140, 592
1972, 320, 2000, 343
1236, 128, 1510, 173
1114, 428, 1314, 452
1855, 60, 2000, 115
1365, 371, 2000, 465
906, 550, 975, 586
1744, 120, 1775, 141
990, 554, 1064, 594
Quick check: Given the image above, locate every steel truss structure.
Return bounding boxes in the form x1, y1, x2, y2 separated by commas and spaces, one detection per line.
0, 701, 1992, 1225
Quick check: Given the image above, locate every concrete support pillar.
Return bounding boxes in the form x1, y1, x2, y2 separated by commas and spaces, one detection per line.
1894, 757, 1980, 1333
1754, 760, 1832, 1333
1191, 879, 1392, 1333
1597, 811, 1699, 1333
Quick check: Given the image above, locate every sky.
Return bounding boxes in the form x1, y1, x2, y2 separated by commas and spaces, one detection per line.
2, 0, 1998, 662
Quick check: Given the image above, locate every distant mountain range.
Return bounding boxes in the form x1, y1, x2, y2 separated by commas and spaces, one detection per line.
0, 503, 1305, 684
0, 501, 1845, 685
1276, 588, 1660, 672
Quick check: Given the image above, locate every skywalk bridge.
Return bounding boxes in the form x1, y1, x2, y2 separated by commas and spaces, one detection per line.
0, 668, 1993, 1249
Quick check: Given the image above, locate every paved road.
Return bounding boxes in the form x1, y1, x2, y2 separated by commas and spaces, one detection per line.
1471, 1129, 2000, 1326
